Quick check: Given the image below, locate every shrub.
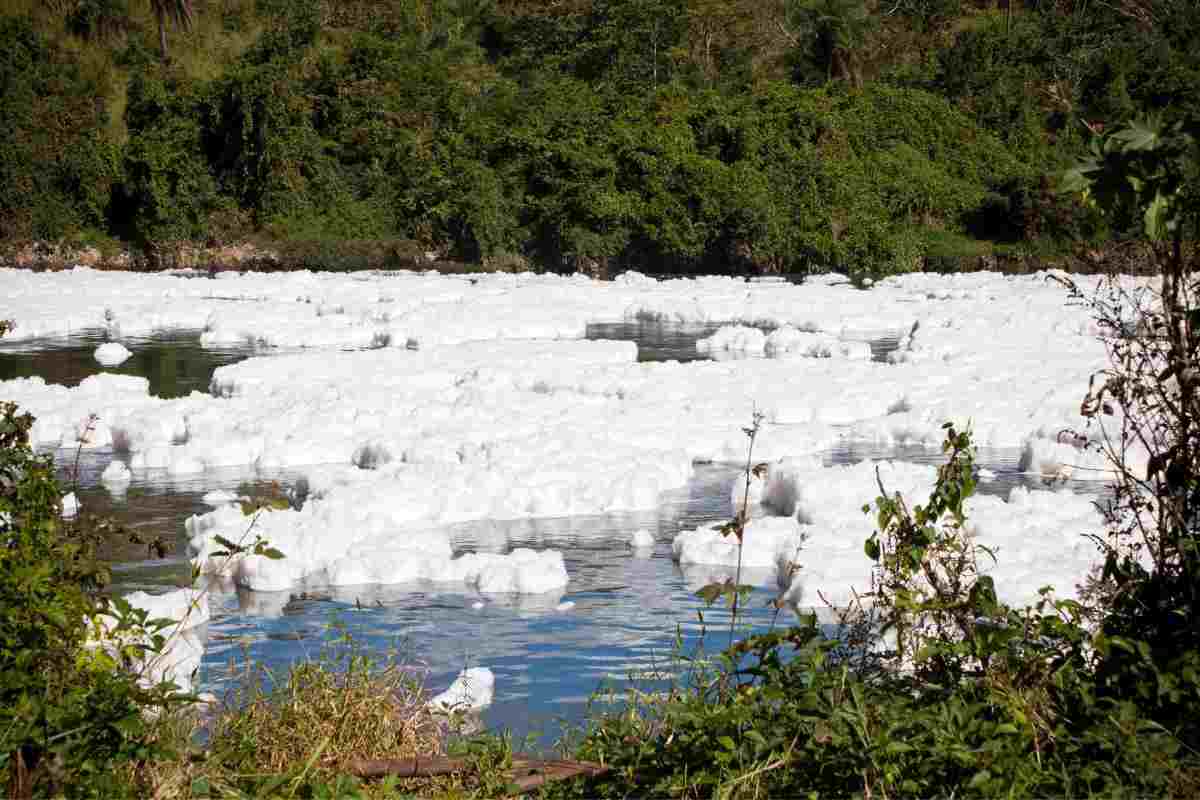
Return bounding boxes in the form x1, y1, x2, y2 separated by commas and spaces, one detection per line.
1061, 115, 1200, 753
121, 69, 223, 245
0, 403, 179, 798
0, 17, 119, 241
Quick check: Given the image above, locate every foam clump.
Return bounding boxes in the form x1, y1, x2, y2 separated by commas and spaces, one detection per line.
60, 492, 80, 518
430, 667, 495, 711
201, 489, 238, 507
672, 516, 806, 572
696, 325, 766, 355
730, 467, 768, 517
100, 459, 132, 484
94, 342, 132, 366
1018, 434, 1134, 481
112, 587, 210, 632
629, 528, 655, 548
755, 457, 1104, 608
765, 327, 870, 360
187, 502, 569, 593
446, 548, 570, 594
92, 588, 209, 693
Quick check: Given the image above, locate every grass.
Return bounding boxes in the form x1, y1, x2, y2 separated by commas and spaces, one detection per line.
131, 635, 467, 798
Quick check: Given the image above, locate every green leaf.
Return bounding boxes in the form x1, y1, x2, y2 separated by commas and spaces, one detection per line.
1059, 165, 1094, 195
717, 735, 737, 751
1114, 118, 1159, 151
1144, 191, 1170, 241
968, 769, 992, 789
864, 537, 880, 561
212, 534, 239, 552
696, 583, 727, 605
112, 713, 143, 738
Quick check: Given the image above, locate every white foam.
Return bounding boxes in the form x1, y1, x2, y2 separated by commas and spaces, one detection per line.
1, 268, 1139, 606
200, 490, 238, 507
430, 667, 495, 711
765, 327, 871, 360
629, 528, 655, 548
116, 587, 210, 632
1018, 435, 1136, 481
93, 587, 209, 693
100, 459, 132, 484
187, 503, 568, 593
697, 325, 766, 355
730, 470, 767, 516
757, 458, 1104, 608
61, 492, 79, 518
672, 516, 807, 571
94, 342, 132, 366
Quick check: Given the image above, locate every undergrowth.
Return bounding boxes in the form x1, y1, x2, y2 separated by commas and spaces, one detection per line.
133, 637, 466, 799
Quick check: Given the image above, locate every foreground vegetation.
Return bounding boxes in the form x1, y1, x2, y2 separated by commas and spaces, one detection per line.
2, 0, 1198, 278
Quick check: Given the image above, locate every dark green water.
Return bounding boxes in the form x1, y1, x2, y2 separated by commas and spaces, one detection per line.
0, 330, 255, 398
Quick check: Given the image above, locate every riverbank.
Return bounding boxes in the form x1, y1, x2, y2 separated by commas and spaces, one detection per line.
0, 236, 1163, 278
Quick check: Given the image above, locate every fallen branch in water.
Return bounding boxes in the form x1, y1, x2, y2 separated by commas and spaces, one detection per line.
346, 753, 609, 794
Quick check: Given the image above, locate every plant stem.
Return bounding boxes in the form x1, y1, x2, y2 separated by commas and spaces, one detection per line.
729, 410, 763, 652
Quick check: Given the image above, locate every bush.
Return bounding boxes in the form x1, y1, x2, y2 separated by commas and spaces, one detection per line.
121, 69, 223, 245
1061, 115, 1200, 753
0, 403, 179, 798
0, 17, 119, 241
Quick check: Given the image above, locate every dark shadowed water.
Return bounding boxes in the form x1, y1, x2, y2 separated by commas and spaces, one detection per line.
0, 330, 256, 398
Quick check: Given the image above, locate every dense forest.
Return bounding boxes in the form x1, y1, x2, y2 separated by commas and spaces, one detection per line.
1, 0, 1197, 278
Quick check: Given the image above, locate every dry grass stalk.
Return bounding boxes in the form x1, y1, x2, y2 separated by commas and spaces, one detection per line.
133, 646, 449, 798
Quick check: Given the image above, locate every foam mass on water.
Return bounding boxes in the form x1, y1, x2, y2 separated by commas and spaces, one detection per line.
0, 266, 1142, 717
0, 268, 1131, 590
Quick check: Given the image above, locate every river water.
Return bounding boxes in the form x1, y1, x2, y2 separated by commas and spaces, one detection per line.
0, 324, 1095, 746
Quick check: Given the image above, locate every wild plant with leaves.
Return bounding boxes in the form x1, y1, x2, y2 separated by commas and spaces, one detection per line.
692, 410, 765, 647
862, 422, 997, 680
1059, 114, 1200, 752
0, 401, 183, 797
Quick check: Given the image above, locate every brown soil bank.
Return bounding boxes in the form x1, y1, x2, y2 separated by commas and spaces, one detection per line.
0, 238, 502, 275
0, 237, 1166, 278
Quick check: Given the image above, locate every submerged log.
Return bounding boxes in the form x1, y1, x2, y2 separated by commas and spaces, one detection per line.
505, 758, 609, 794
346, 752, 609, 795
